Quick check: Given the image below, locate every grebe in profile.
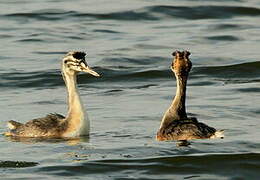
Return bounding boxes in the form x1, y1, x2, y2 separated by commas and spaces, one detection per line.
156, 50, 224, 145
5, 51, 100, 138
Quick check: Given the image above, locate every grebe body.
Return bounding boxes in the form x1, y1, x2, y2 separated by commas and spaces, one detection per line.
156, 51, 224, 143
5, 51, 100, 138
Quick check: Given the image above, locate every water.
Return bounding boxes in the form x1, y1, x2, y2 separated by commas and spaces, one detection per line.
0, 0, 260, 179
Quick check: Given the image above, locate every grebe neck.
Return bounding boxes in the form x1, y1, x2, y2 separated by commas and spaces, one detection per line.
159, 74, 188, 129
170, 74, 188, 119
62, 71, 85, 129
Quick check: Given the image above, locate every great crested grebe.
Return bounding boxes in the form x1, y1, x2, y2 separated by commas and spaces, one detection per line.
156, 50, 224, 144
5, 51, 100, 138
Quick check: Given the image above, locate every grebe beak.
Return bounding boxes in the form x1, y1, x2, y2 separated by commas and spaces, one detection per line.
80, 62, 100, 77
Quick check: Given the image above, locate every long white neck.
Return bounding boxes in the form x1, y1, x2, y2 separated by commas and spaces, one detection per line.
62, 70, 89, 136
159, 74, 188, 129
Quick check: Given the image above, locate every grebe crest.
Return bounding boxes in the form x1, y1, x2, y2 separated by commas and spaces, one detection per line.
5, 51, 100, 138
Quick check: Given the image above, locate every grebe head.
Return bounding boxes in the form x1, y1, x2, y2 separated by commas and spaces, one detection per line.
62, 51, 100, 77
171, 50, 192, 76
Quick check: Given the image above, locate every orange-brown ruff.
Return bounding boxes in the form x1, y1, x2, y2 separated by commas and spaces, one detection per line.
5, 51, 100, 138
156, 50, 224, 142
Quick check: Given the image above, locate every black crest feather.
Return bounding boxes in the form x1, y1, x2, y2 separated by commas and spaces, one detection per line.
72, 52, 86, 60
172, 50, 191, 57
172, 50, 180, 57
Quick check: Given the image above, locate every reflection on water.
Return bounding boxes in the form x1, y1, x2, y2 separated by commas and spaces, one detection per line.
5, 136, 89, 146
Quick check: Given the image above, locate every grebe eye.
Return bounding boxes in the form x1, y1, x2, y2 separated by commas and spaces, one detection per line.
64, 60, 68, 64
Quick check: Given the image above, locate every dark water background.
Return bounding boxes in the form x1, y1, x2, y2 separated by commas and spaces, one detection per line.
0, 0, 260, 179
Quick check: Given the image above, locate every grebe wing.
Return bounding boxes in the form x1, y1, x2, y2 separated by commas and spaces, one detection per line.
6, 113, 66, 137
24, 113, 65, 128
159, 120, 217, 140
47, 113, 65, 119
7, 120, 24, 130
177, 121, 217, 138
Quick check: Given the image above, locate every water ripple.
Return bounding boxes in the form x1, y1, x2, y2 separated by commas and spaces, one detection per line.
36, 153, 260, 178
0, 160, 38, 168
1, 61, 259, 88
3, 5, 260, 22
147, 5, 260, 19
205, 35, 240, 41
